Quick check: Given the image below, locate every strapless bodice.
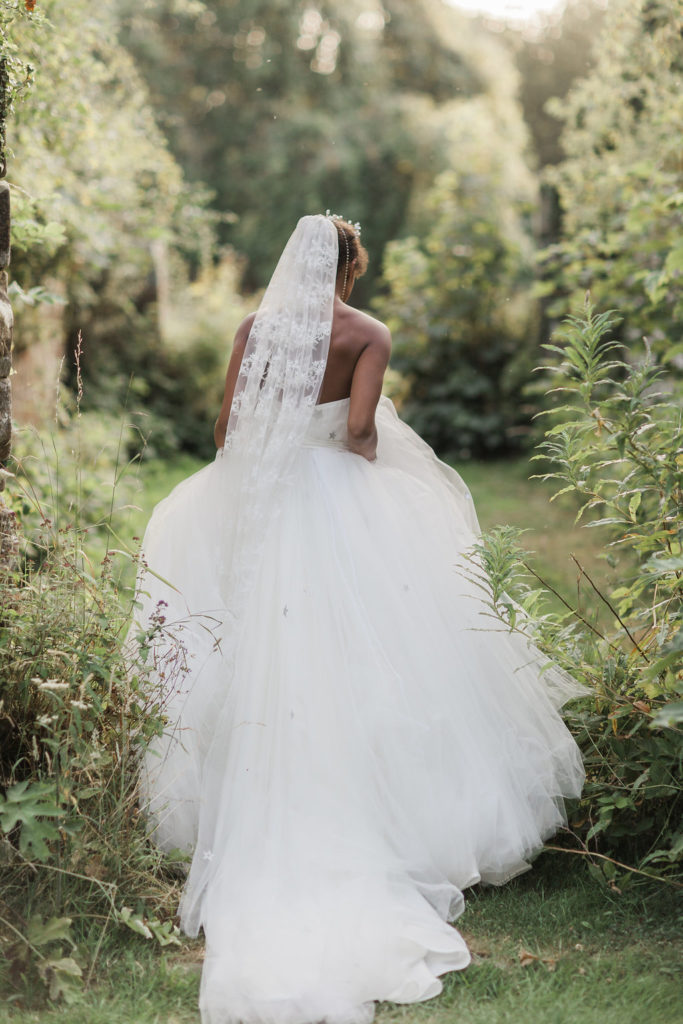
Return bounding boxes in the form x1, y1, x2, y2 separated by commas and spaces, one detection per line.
302, 397, 350, 449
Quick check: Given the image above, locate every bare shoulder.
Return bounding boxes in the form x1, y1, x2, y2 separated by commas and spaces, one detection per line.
233, 312, 257, 352
347, 307, 391, 351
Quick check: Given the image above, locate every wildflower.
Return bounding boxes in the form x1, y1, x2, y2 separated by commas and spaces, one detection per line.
37, 714, 59, 728
38, 679, 70, 691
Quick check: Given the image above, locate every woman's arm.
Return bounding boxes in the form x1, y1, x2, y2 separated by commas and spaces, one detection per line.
214, 313, 256, 449
347, 323, 392, 462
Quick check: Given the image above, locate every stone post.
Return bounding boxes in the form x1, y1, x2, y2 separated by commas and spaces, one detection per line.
0, 179, 18, 568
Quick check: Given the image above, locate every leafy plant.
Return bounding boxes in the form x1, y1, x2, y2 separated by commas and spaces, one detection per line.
375, 131, 538, 459
3, 913, 82, 1004
0, 0, 39, 172
0, 780, 64, 861
464, 300, 682, 885
540, 0, 683, 358
0, 400, 188, 1004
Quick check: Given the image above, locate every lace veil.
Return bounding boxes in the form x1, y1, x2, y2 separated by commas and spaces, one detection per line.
178, 214, 339, 930
215, 213, 338, 614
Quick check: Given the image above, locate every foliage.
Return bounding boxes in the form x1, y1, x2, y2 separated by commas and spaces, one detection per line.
119, 0, 530, 303
539, 0, 683, 355
8, 0, 209, 277
502, 0, 608, 171
81, 252, 250, 460
0, 411, 186, 1004
7, 0, 220, 456
10, 404, 140, 564
465, 302, 682, 885
0, 0, 40, 173
374, 93, 538, 459
3, 911, 83, 1004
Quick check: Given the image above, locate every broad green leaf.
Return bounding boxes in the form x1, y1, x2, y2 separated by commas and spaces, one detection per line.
27, 916, 75, 949
0, 781, 64, 862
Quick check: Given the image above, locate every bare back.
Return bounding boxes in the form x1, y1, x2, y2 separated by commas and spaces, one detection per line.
318, 299, 391, 460
214, 298, 391, 460
317, 300, 387, 403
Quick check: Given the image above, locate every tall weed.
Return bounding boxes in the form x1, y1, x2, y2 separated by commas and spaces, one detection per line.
0, 393, 185, 1005
467, 301, 682, 886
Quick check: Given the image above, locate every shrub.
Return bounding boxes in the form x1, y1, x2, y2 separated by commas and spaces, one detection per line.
78, 253, 250, 461
0, 412, 185, 1005
374, 105, 539, 460
466, 301, 682, 886
540, 0, 683, 357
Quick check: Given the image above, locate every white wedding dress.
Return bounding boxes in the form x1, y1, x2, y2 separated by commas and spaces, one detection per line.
132, 394, 586, 1024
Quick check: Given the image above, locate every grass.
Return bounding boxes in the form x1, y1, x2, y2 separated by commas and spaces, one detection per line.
401, 855, 682, 1024
121, 452, 207, 553
110, 452, 207, 594
2, 858, 680, 1023
451, 456, 623, 625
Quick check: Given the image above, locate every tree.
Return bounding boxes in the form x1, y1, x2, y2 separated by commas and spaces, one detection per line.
539, 0, 683, 356
120, 0, 531, 303
502, 0, 608, 171
119, 0, 396, 296
7, 0, 219, 452
374, 57, 539, 458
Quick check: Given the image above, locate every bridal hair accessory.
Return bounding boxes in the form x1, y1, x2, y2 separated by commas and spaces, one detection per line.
325, 211, 361, 301
325, 210, 362, 236
340, 225, 350, 301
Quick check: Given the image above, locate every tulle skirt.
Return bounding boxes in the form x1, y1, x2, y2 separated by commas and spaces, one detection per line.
131, 396, 585, 1024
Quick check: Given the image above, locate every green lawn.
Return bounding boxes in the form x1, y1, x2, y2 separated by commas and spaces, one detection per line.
120, 452, 208, 552
451, 456, 624, 626
3, 859, 680, 1024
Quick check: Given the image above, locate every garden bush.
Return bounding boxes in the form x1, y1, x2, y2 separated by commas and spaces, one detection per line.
374, 105, 539, 460
539, 0, 683, 357
0, 416, 185, 1004
467, 302, 682, 886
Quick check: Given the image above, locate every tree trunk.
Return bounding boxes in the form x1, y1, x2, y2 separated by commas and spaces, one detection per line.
0, 180, 17, 569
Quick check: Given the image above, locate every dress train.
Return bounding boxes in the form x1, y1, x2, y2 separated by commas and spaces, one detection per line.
133, 396, 585, 1024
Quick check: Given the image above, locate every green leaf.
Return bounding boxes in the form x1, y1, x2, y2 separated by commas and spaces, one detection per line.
38, 956, 83, 1003
116, 906, 153, 940
27, 916, 75, 949
650, 701, 683, 730
0, 781, 64, 862
664, 243, 683, 275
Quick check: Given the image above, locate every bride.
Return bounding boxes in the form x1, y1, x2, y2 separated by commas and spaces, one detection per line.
131, 213, 585, 1024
